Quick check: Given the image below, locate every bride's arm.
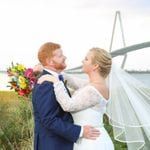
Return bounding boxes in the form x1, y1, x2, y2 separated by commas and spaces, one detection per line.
63, 73, 88, 90
54, 81, 100, 112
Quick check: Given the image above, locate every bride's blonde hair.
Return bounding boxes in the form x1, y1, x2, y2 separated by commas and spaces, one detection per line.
90, 48, 112, 78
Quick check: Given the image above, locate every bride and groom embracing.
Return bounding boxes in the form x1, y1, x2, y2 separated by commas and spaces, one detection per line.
32, 42, 150, 150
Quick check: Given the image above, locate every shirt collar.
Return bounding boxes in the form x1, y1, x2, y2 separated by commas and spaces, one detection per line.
43, 68, 61, 79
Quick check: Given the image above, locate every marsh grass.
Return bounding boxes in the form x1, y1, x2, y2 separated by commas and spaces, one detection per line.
0, 91, 33, 150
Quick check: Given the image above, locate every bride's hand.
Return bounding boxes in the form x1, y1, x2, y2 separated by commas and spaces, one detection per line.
37, 75, 58, 84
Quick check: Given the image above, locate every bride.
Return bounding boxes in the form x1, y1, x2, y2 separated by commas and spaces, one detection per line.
38, 48, 150, 150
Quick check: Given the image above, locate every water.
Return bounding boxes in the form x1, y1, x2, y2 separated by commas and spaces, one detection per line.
0, 71, 150, 91
128, 72, 150, 87
0, 72, 10, 90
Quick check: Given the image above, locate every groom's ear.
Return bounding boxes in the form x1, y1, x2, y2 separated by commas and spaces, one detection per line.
45, 58, 53, 66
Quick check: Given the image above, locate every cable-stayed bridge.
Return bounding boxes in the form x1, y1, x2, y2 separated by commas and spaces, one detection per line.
66, 11, 150, 74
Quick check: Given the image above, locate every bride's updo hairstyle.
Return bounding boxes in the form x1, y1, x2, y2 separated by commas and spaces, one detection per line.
90, 48, 112, 78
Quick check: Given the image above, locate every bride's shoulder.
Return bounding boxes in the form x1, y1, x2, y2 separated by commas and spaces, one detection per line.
81, 84, 99, 94
85, 84, 109, 101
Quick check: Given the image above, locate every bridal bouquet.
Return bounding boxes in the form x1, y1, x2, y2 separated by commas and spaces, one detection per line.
7, 62, 37, 97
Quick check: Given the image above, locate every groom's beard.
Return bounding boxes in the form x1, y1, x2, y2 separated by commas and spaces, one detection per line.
53, 61, 66, 71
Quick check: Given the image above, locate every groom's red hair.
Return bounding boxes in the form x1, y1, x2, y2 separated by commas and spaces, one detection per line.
38, 42, 60, 66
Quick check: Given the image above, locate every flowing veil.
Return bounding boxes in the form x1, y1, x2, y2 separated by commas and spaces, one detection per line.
106, 63, 150, 150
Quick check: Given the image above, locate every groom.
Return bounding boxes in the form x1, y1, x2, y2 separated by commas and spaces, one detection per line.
32, 42, 100, 150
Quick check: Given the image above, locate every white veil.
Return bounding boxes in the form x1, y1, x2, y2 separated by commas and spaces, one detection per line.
106, 63, 150, 150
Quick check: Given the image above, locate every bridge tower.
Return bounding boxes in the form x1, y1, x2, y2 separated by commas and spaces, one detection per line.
109, 11, 127, 68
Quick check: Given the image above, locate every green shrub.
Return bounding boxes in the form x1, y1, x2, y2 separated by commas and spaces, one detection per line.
104, 114, 127, 150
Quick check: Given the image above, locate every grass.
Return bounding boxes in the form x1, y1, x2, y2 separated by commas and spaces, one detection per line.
0, 91, 33, 150
0, 91, 19, 101
0, 91, 127, 150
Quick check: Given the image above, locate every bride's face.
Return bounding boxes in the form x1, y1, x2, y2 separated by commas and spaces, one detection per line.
82, 51, 95, 73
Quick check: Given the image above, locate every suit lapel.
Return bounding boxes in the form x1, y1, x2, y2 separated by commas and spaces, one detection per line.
42, 70, 71, 97
63, 81, 71, 97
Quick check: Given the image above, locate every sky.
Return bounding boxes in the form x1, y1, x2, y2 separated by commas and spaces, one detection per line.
0, 0, 150, 71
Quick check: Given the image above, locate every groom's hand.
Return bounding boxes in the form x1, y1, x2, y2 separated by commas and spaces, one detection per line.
83, 125, 100, 140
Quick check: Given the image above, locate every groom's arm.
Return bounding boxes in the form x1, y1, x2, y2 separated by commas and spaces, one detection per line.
35, 81, 81, 142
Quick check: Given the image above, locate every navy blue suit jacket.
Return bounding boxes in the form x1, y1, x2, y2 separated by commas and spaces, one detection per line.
32, 70, 81, 150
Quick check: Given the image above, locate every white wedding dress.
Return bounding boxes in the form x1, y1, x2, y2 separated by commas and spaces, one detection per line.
53, 74, 114, 150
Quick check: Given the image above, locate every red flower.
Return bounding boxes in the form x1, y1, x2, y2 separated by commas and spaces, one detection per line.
24, 68, 34, 78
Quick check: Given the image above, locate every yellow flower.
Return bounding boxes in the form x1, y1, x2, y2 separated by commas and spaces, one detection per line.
20, 82, 27, 89
18, 76, 27, 89
17, 64, 26, 71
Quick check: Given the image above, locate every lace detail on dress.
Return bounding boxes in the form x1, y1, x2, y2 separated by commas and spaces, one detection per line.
63, 73, 88, 90
88, 85, 109, 113
54, 82, 103, 112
